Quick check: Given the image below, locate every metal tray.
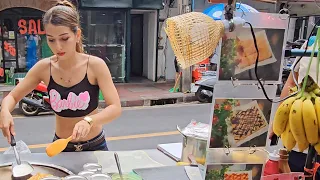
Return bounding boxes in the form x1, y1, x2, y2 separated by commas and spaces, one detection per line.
0, 162, 74, 180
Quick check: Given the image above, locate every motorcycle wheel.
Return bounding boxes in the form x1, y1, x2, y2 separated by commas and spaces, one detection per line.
19, 95, 40, 116
195, 86, 213, 103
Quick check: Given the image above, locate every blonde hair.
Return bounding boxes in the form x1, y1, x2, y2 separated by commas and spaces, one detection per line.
43, 0, 84, 53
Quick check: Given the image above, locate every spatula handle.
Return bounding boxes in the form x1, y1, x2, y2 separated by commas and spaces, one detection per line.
10, 133, 16, 146
67, 136, 73, 142
10, 133, 21, 165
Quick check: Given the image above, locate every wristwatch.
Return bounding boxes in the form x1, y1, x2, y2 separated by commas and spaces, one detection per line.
83, 116, 94, 127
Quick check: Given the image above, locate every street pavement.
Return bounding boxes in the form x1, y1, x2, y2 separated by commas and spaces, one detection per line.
0, 103, 212, 153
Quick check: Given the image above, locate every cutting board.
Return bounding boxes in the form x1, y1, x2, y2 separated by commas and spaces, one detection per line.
157, 143, 182, 162
94, 151, 164, 174
133, 166, 190, 180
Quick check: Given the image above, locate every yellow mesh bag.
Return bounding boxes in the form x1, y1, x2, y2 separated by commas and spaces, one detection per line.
164, 12, 225, 69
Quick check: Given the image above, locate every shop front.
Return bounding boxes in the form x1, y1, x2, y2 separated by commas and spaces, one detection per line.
0, 0, 58, 83
80, 9, 127, 82
0, 0, 163, 84
80, 0, 163, 82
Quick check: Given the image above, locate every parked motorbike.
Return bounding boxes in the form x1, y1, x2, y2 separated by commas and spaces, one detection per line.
17, 79, 52, 116
195, 76, 216, 103
194, 67, 217, 103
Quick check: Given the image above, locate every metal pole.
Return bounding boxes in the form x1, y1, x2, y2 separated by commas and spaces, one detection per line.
304, 145, 316, 180
179, 0, 192, 93
177, 0, 183, 14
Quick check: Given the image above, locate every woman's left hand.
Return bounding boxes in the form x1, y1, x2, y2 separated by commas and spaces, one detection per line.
72, 120, 91, 140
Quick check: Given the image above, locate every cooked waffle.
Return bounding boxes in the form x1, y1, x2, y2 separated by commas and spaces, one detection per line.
230, 106, 267, 142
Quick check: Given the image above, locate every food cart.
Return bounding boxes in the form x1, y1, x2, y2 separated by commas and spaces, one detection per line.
2, 0, 318, 179
0, 150, 178, 179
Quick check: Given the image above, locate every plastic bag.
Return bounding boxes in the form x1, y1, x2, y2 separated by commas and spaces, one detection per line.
181, 120, 210, 140
3, 140, 31, 154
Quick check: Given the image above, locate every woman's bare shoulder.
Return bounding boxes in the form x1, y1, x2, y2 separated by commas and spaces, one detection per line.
87, 55, 106, 66
34, 57, 52, 68
28, 57, 52, 81
86, 55, 111, 80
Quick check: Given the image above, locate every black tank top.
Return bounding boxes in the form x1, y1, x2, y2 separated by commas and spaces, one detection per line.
47, 56, 99, 117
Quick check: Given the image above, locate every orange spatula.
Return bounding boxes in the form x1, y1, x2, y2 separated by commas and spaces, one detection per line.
46, 136, 72, 157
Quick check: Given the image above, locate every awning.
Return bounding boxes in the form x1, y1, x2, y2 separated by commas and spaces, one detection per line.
133, 0, 163, 9
80, 0, 163, 9
80, 0, 132, 8
0, 0, 59, 12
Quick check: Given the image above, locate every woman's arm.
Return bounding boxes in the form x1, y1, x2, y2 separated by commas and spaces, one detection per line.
280, 71, 298, 100
89, 57, 122, 125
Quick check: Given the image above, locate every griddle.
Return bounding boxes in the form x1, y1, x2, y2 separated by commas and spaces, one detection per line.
0, 162, 73, 180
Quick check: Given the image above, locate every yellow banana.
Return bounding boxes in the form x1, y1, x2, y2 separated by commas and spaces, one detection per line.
302, 98, 319, 145
273, 97, 296, 136
281, 122, 296, 151
290, 99, 308, 147
314, 97, 320, 130
297, 141, 309, 152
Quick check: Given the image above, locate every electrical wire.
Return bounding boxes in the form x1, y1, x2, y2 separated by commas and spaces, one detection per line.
245, 17, 320, 103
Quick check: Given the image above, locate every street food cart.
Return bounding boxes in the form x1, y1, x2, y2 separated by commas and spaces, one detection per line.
3, 0, 320, 179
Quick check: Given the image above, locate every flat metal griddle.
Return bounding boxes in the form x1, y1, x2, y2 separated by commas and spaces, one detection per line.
0, 162, 73, 180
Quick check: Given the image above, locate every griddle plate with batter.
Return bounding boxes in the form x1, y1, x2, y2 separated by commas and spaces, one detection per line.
0, 163, 73, 180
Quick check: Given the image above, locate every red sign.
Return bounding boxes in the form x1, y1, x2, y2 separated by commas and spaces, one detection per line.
4, 41, 16, 57
18, 19, 45, 35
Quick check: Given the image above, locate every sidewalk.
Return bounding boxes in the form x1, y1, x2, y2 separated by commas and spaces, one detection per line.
0, 82, 197, 115
112, 82, 196, 108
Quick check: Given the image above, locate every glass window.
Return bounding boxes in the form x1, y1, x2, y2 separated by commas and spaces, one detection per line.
81, 10, 126, 82
0, 8, 51, 80
2, 18, 16, 67
16, 17, 52, 72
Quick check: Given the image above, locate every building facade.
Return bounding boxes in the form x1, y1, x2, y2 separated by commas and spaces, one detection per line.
0, 0, 162, 83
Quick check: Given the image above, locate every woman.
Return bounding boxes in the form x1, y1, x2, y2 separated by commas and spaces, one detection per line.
269, 36, 320, 174
0, 1, 121, 152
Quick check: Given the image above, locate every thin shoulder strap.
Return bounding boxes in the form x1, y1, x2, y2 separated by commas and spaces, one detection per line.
86, 55, 90, 74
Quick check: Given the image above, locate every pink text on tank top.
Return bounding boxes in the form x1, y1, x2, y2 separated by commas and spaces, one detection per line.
49, 89, 90, 112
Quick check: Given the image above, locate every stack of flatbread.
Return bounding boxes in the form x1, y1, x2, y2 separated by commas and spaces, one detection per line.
236, 31, 272, 69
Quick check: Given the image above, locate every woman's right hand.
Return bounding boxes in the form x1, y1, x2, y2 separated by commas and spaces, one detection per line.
0, 109, 15, 144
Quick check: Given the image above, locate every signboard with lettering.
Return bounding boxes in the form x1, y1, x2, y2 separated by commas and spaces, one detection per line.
4, 41, 16, 57
18, 19, 45, 35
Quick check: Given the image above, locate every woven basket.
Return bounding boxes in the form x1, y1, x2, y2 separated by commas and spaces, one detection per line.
165, 12, 225, 69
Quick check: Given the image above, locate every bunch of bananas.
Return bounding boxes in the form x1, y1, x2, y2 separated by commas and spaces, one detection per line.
274, 27, 320, 153
273, 79, 320, 153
